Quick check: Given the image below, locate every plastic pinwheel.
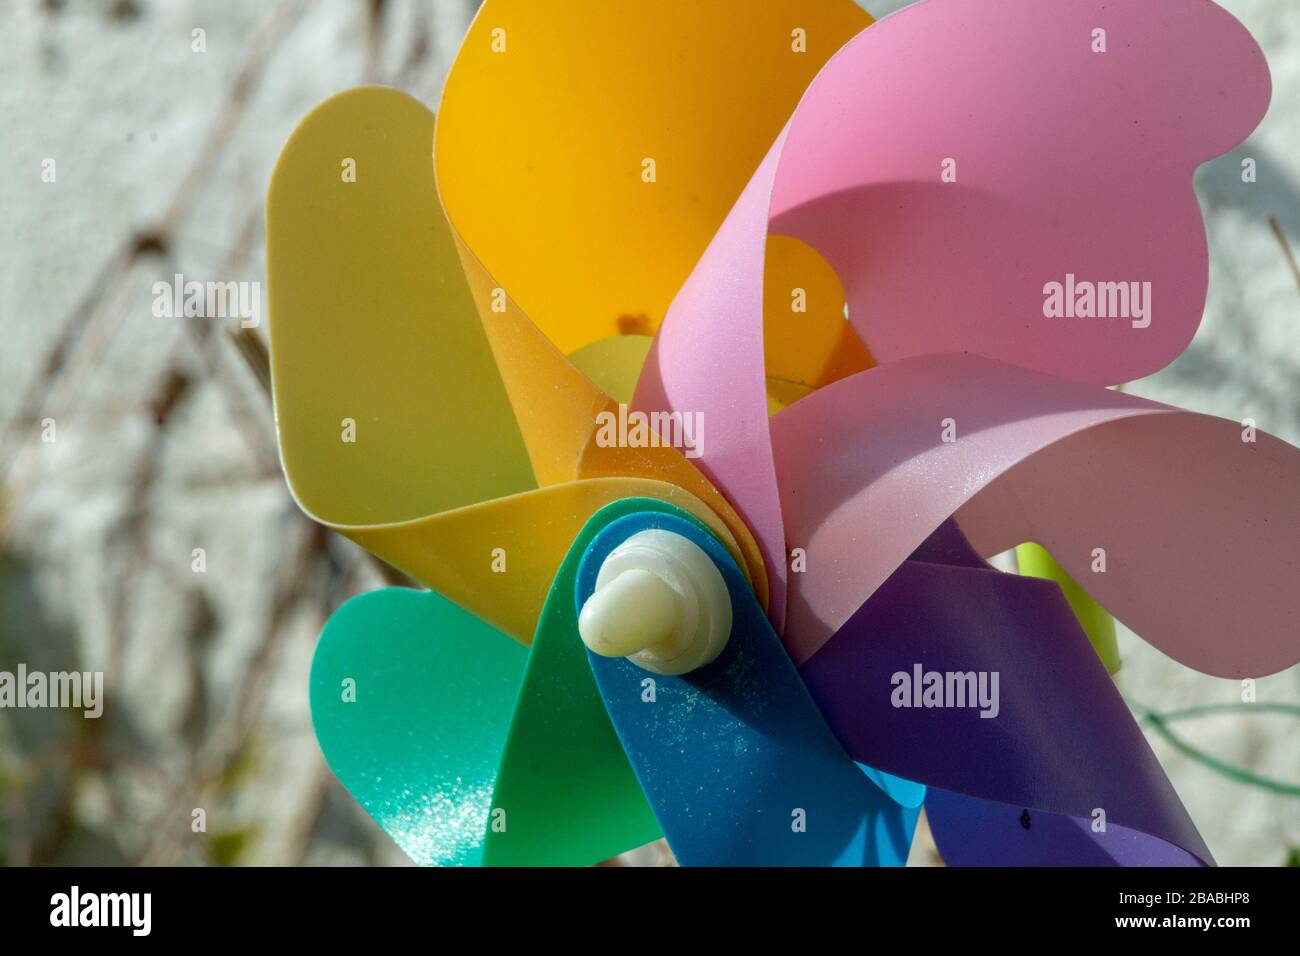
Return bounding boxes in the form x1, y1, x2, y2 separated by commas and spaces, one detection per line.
265, 0, 1300, 866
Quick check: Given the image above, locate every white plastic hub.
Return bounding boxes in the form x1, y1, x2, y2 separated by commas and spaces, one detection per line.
577, 529, 732, 676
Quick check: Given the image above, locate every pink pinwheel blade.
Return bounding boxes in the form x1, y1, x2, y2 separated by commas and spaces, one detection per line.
773, 353, 1300, 675
636, 0, 1294, 677
769, 0, 1269, 385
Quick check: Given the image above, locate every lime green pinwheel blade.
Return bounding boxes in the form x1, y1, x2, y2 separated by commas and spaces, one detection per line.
1016, 542, 1121, 675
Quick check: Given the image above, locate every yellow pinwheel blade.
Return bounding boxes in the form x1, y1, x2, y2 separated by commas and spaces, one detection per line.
267, 86, 534, 525
348, 477, 748, 645
267, 86, 754, 641
567, 335, 655, 407
450, 240, 767, 610
763, 235, 875, 410
435, 0, 872, 357
431, 0, 871, 607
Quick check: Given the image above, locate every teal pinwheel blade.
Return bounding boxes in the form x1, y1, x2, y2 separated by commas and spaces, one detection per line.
309, 587, 526, 867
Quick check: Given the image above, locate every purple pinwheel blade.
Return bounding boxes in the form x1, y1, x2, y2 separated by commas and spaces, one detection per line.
798, 520, 1211, 866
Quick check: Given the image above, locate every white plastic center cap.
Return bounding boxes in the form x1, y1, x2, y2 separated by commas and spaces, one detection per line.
577, 529, 732, 676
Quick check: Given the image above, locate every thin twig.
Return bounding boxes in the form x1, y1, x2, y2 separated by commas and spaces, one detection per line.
1268, 215, 1300, 296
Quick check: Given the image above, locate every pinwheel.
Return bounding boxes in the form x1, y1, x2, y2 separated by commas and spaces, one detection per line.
265, 0, 1300, 867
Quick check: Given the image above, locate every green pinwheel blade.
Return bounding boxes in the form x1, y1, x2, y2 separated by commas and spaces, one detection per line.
310, 587, 526, 866
1016, 541, 1121, 675
311, 498, 693, 866
479, 499, 698, 866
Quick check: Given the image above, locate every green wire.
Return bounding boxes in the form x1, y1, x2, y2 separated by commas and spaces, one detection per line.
1126, 699, 1300, 797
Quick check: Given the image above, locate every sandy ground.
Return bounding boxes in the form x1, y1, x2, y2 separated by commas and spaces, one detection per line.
0, 0, 1296, 866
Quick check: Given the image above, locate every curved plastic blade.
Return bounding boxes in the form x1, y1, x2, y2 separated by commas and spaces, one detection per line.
578, 504, 920, 866
436, 1, 872, 629
309, 588, 526, 866
772, 353, 1300, 677
798, 520, 1212, 867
